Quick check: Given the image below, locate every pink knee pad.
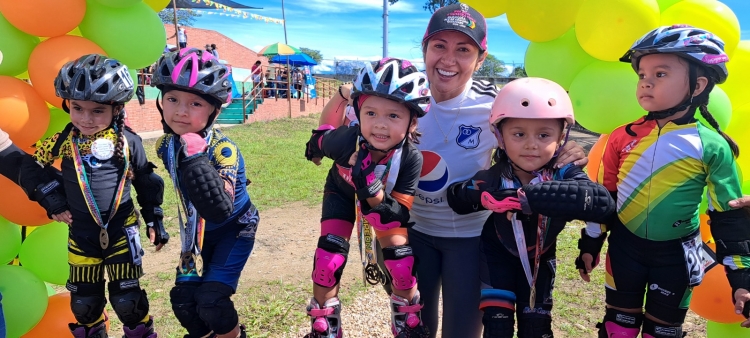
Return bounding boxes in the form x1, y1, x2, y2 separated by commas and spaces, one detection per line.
362, 212, 400, 232
311, 235, 349, 288
604, 322, 640, 337
320, 219, 354, 239
382, 245, 417, 290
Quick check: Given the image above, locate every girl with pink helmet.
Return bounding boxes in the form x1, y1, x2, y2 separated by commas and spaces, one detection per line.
577, 25, 750, 337
447, 77, 615, 337
151, 47, 260, 338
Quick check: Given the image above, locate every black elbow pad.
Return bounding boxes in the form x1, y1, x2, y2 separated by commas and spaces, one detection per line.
522, 180, 615, 220
709, 208, 750, 259
178, 154, 233, 223
133, 163, 164, 208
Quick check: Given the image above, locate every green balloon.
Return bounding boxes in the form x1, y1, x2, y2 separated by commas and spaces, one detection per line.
656, 0, 683, 12
79, 0, 166, 69
706, 320, 750, 337
19, 222, 70, 285
45, 283, 56, 296
698, 86, 732, 130
569, 61, 644, 134
42, 108, 72, 140
525, 28, 597, 90
0, 217, 21, 265
0, 265, 49, 337
96, 0, 143, 8
0, 13, 40, 77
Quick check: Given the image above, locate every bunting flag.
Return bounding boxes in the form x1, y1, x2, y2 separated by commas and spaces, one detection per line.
191, 0, 284, 24
194, 8, 284, 24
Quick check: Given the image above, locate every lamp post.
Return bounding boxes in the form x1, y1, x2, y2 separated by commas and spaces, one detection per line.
383, 0, 388, 57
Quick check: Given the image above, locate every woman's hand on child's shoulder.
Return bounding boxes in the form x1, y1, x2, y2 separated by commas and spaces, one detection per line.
555, 140, 588, 168
52, 210, 73, 225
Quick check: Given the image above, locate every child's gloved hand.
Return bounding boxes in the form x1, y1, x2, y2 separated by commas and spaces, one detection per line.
351, 147, 383, 200
480, 190, 520, 214
180, 133, 207, 157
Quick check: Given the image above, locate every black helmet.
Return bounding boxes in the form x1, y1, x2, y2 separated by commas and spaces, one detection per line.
54, 54, 134, 105
152, 48, 232, 106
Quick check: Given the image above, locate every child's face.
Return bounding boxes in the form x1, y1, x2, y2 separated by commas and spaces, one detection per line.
636, 53, 691, 112
69, 100, 116, 136
162, 90, 214, 135
499, 118, 563, 172
358, 96, 414, 151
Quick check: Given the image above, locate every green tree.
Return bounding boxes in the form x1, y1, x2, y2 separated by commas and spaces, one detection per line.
511, 66, 527, 78
475, 54, 505, 77
388, 0, 458, 13
299, 47, 323, 63
158, 9, 202, 27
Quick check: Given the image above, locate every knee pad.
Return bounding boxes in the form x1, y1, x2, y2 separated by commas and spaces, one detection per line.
481, 306, 515, 338
312, 234, 349, 288
382, 245, 417, 290
597, 308, 643, 338
68, 281, 107, 325
170, 282, 212, 337
108, 279, 149, 326
195, 282, 238, 335
641, 318, 684, 338
517, 317, 552, 338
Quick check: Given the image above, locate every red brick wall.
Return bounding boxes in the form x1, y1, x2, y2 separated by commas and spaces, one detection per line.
124, 100, 163, 133
246, 97, 330, 123
164, 24, 267, 74
124, 97, 331, 133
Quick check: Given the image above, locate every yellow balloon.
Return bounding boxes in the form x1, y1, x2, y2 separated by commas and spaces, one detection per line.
66, 26, 83, 37
725, 102, 750, 175
507, 0, 585, 42
575, 0, 660, 62
462, 0, 508, 19
660, 0, 740, 57
719, 40, 750, 109
143, 0, 169, 12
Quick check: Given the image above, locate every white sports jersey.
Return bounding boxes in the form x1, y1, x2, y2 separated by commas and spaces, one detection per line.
411, 79, 498, 237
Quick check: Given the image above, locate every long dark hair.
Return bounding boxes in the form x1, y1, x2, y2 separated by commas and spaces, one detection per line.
693, 66, 739, 157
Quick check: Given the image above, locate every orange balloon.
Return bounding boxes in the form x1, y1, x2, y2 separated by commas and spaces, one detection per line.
22, 292, 110, 337
0, 76, 50, 148
0, 0, 86, 37
699, 214, 712, 242
28, 36, 105, 109
0, 173, 50, 226
690, 264, 745, 323
586, 134, 609, 181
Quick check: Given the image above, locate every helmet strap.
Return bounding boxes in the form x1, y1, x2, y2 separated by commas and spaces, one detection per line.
644, 62, 698, 120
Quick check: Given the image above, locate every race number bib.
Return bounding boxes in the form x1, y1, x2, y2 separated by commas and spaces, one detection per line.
682, 235, 708, 287
124, 225, 144, 266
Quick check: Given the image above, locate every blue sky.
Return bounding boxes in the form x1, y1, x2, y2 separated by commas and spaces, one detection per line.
192, 0, 750, 70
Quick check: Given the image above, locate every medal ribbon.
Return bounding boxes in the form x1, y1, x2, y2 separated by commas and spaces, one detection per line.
71, 133, 130, 230
354, 137, 397, 286
502, 170, 552, 308
167, 133, 211, 275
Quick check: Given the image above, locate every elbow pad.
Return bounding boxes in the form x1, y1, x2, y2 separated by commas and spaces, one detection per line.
133, 163, 164, 210
304, 125, 334, 161
709, 209, 750, 261
520, 180, 615, 221
178, 153, 233, 223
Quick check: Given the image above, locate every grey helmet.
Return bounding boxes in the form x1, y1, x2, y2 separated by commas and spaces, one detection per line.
54, 54, 135, 105
152, 47, 232, 106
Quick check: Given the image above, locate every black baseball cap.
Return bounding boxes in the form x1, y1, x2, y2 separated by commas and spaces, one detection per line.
422, 3, 488, 52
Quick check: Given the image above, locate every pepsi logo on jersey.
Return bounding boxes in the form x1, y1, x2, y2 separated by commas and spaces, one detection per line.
417, 150, 449, 205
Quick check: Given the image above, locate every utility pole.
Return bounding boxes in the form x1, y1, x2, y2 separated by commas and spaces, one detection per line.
281, 0, 289, 44
383, 0, 388, 57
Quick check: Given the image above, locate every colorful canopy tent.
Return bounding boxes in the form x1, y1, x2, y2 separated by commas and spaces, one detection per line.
270, 53, 317, 67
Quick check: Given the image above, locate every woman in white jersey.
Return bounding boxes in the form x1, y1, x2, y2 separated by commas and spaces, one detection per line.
319, 3, 587, 337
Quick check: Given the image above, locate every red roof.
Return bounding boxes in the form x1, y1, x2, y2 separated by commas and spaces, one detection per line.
164, 24, 267, 69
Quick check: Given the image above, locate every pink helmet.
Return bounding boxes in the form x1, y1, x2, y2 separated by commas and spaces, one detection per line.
490, 77, 575, 127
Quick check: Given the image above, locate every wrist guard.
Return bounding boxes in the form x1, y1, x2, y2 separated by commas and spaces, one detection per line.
575, 228, 607, 273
